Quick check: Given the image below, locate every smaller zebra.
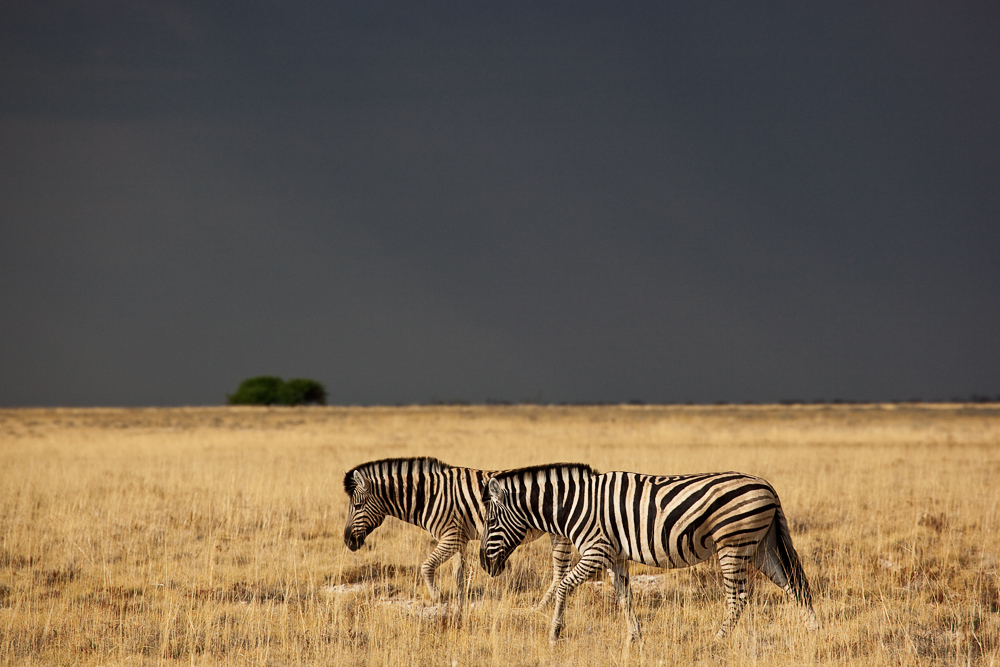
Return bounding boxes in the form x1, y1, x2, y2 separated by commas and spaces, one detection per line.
480, 464, 818, 642
343, 457, 573, 612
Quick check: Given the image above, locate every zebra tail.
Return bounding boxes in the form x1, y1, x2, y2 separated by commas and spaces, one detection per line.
773, 505, 812, 608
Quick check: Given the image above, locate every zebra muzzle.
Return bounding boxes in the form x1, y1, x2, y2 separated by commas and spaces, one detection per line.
479, 549, 506, 576
344, 530, 365, 552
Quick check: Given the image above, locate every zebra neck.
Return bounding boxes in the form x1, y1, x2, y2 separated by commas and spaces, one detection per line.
515, 474, 590, 537
377, 471, 433, 528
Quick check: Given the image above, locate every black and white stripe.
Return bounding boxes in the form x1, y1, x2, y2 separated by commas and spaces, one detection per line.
479, 463, 818, 641
343, 457, 573, 611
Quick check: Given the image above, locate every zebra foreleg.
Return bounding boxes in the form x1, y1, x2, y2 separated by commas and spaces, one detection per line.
550, 550, 609, 643
451, 538, 472, 615
420, 531, 462, 606
609, 559, 641, 643
535, 535, 573, 609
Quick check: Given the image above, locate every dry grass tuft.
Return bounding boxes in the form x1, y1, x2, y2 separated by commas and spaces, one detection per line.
1, 403, 998, 665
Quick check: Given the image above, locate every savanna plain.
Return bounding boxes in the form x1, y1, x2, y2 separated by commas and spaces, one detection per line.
1, 404, 998, 666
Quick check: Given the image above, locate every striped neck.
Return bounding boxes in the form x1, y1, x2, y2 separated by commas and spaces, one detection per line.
504, 464, 597, 535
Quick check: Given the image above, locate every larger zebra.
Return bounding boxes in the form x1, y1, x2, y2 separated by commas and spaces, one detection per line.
343, 457, 573, 612
479, 463, 818, 642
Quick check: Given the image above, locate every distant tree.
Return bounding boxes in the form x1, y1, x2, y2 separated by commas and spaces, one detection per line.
282, 378, 327, 405
228, 376, 285, 405
227, 376, 327, 406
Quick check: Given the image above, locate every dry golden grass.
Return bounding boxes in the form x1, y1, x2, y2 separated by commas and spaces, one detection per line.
1, 403, 998, 666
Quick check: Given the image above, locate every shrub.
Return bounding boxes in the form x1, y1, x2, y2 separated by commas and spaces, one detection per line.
282, 378, 327, 405
227, 377, 326, 406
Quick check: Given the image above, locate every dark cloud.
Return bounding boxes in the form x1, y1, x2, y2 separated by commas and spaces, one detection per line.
2, 2, 998, 405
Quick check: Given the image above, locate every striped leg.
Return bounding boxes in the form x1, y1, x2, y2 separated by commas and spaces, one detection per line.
535, 535, 574, 609
610, 559, 641, 642
452, 538, 471, 614
550, 549, 611, 642
714, 546, 753, 640
420, 529, 462, 605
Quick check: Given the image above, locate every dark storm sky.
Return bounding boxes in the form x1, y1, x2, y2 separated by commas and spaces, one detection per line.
1, 2, 998, 406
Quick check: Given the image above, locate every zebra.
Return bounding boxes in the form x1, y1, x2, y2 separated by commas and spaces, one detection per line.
479, 463, 818, 642
343, 457, 573, 612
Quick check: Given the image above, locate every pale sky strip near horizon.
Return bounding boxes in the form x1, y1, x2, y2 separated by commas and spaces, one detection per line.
1, 2, 998, 406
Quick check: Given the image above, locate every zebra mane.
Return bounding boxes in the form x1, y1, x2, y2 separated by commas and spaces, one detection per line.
343, 457, 451, 495
492, 462, 599, 482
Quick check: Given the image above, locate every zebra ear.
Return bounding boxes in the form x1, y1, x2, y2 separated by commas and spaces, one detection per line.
353, 470, 369, 492
487, 478, 505, 503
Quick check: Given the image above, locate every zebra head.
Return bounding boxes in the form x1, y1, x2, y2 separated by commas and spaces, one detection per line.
479, 477, 528, 576
343, 469, 387, 551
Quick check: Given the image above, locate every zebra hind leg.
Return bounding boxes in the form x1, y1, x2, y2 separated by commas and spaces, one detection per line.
714, 547, 752, 641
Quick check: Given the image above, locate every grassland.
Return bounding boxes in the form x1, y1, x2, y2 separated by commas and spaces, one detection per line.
1, 403, 998, 666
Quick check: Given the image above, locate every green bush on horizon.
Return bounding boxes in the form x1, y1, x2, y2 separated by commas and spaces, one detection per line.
227, 376, 327, 406
281, 378, 327, 405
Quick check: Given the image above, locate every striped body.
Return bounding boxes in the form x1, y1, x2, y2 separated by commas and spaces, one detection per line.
480, 464, 818, 641
343, 457, 572, 611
